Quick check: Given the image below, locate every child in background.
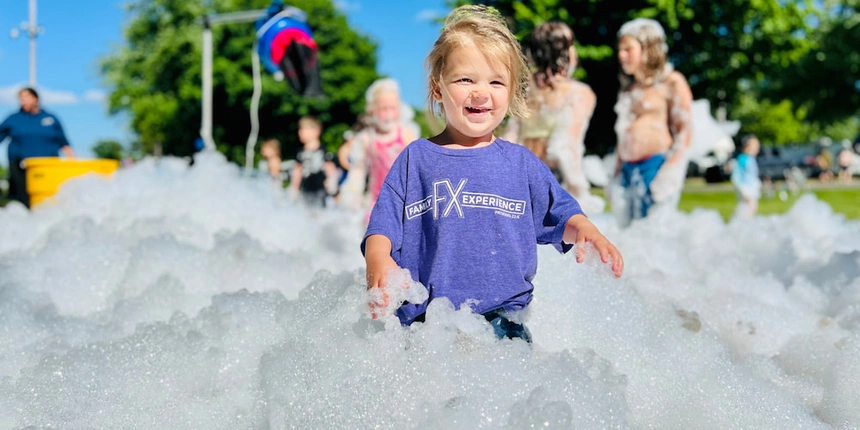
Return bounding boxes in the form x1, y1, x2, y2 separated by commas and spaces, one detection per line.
502, 21, 603, 214
341, 78, 419, 213
290, 116, 335, 207
815, 147, 835, 182
259, 138, 284, 184
730, 134, 762, 219
362, 5, 623, 342
836, 146, 855, 183
336, 115, 370, 182
612, 18, 693, 226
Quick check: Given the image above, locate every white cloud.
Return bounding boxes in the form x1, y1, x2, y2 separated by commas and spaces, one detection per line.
0, 84, 21, 105
0, 83, 81, 106
334, 0, 361, 13
40, 88, 79, 105
83, 89, 108, 103
415, 9, 445, 23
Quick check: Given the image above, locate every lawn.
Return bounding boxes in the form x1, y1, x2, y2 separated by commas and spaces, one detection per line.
678, 188, 860, 221
593, 181, 860, 222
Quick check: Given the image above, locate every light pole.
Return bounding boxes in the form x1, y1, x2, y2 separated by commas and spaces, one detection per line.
198, 9, 267, 152
199, 6, 310, 173
9, 0, 41, 87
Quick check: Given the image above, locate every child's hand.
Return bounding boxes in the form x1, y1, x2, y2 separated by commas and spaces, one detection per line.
365, 234, 400, 319
564, 214, 624, 278
366, 254, 400, 318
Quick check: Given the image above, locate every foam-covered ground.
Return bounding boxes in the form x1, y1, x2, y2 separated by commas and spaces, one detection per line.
1, 153, 858, 429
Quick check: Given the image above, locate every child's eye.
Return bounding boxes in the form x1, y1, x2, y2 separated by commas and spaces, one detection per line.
456, 78, 473, 83
491, 81, 506, 86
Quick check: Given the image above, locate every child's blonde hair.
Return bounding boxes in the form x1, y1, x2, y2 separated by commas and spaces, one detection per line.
261, 138, 281, 158
426, 5, 529, 119
618, 18, 670, 89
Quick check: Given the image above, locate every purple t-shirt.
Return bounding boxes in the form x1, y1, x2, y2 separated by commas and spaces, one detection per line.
362, 138, 583, 324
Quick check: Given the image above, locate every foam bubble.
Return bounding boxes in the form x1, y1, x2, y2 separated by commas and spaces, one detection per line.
0, 154, 857, 428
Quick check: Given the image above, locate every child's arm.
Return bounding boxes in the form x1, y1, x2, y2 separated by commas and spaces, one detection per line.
364, 234, 401, 318
666, 71, 693, 165
290, 162, 303, 192
323, 159, 338, 195
729, 157, 742, 186
349, 132, 369, 172
337, 141, 352, 170
364, 234, 400, 288
563, 214, 624, 278
267, 157, 282, 178
564, 84, 596, 147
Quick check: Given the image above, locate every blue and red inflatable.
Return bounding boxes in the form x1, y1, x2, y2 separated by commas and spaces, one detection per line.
256, 1, 323, 97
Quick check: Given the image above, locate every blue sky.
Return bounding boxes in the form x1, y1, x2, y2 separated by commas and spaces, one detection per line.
0, 0, 447, 166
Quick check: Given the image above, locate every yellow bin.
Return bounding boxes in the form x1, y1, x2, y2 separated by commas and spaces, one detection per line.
24, 157, 121, 207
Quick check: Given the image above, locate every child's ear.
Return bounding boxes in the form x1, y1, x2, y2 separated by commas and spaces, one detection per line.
431, 83, 442, 102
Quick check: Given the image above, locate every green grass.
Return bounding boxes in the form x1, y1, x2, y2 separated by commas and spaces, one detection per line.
594, 184, 860, 222
678, 188, 860, 221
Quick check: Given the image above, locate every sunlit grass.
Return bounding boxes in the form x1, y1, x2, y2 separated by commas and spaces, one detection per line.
678, 189, 860, 221
593, 182, 860, 222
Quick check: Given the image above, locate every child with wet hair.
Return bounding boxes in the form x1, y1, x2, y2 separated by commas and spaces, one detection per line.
290, 116, 335, 207
730, 134, 762, 219
612, 18, 693, 226
502, 21, 603, 214
837, 146, 857, 183
342, 78, 419, 213
362, 5, 623, 343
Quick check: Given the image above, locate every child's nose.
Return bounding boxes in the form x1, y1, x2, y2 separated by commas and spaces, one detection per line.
470, 89, 489, 102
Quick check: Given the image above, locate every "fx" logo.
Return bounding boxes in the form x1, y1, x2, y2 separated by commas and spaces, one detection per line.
432, 179, 467, 219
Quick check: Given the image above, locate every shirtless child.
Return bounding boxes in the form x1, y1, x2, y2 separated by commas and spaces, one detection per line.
613, 18, 693, 226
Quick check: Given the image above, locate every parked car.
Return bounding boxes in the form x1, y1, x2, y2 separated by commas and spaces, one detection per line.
756, 144, 817, 181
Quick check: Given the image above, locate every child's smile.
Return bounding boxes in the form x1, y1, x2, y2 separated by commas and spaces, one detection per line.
465, 106, 490, 115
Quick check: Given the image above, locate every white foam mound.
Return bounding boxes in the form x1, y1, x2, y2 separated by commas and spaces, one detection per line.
583, 155, 609, 187
0, 153, 858, 429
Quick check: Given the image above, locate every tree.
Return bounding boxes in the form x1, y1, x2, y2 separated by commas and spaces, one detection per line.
92, 140, 125, 161
101, 0, 379, 164
765, 0, 860, 124
454, 0, 816, 153
732, 94, 859, 145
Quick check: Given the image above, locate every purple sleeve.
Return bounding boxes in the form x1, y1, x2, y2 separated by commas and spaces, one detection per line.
528, 154, 583, 253
361, 154, 406, 258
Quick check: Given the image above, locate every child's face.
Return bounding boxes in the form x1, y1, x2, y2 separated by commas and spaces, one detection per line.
617, 36, 643, 76
433, 42, 511, 141
298, 125, 321, 149
745, 138, 760, 156
261, 145, 275, 158
371, 92, 401, 133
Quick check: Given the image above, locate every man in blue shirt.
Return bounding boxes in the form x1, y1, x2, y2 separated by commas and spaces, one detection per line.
0, 87, 74, 207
